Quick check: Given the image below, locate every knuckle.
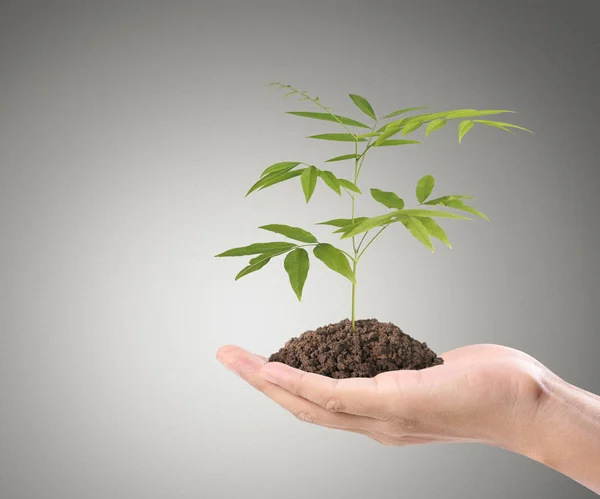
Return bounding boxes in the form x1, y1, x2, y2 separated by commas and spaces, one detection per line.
323, 396, 345, 413
291, 408, 320, 424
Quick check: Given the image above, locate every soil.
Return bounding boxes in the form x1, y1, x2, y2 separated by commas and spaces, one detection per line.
268, 318, 444, 379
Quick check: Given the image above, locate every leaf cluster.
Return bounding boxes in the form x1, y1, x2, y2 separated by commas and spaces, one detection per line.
215, 224, 354, 300
215, 83, 531, 300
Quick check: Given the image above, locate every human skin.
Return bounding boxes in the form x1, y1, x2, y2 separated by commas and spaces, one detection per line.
216, 343, 600, 494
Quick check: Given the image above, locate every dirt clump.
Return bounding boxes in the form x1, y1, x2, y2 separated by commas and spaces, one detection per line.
268, 318, 444, 379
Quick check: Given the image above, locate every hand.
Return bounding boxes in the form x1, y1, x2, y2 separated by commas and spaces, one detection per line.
217, 343, 600, 492
215, 343, 547, 449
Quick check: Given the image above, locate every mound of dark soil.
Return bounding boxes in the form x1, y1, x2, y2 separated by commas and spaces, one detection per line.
268, 318, 443, 379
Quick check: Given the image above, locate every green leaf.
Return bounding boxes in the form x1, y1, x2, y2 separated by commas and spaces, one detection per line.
356, 132, 381, 138
338, 178, 362, 194
247, 167, 299, 195
384, 115, 432, 131
426, 119, 447, 136
401, 217, 434, 252
333, 222, 361, 235
260, 169, 304, 190
318, 170, 342, 196
445, 109, 514, 119
458, 120, 474, 143
316, 217, 368, 228
258, 224, 318, 243
456, 205, 490, 221
248, 249, 290, 264
382, 106, 430, 120
307, 134, 366, 142
416, 174, 435, 203
286, 111, 370, 128
381, 109, 512, 131
395, 208, 471, 220
472, 120, 533, 134
420, 217, 452, 249
382, 115, 419, 128
259, 161, 301, 178
216, 242, 297, 257
442, 199, 490, 221
235, 257, 272, 280
247, 169, 304, 196
331, 219, 368, 235
424, 194, 474, 205
325, 154, 359, 163
340, 213, 397, 238
238, 246, 294, 279
377, 139, 422, 146
313, 243, 355, 283
301, 166, 318, 203
284, 248, 310, 300
401, 121, 423, 136
373, 125, 402, 146
370, 188, 405, 210
349, 94, 376, 120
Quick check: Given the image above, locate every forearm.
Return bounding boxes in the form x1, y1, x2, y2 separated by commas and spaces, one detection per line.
507, 371, 600, 493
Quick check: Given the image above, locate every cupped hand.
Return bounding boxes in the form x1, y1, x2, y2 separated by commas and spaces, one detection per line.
216, 344, 550, 450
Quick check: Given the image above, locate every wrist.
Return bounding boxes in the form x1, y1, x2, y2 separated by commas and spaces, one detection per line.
484, 362, 555, 453
497, 368, 600, 493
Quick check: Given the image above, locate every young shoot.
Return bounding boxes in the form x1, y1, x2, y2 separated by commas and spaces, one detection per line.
216, 82, 532, 332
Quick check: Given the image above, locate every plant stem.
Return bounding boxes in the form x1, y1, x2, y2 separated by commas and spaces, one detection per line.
271, 82, 355, 136
272, 82, 389, 334
349, 120, 379, 332
350, 138, 360, 331
356, 231, 369, 253
351, 257, 357, 330
357, 224, 389, 260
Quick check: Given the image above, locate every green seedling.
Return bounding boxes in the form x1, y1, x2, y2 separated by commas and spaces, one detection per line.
216, 82, 532, 332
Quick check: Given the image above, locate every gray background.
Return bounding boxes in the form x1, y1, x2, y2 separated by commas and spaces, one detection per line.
1, 0, 598, 498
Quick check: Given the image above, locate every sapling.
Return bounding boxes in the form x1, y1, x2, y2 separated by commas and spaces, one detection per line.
216, 82, 531, 352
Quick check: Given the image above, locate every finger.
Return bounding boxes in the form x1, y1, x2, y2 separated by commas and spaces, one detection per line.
260, 361, 397, 419
216, 346, 267, 366
216, 347, 451, 445
262, 380, 385, 438
216, 346, 382, 434
216, 344, 268, 376
262, 386, 398, 446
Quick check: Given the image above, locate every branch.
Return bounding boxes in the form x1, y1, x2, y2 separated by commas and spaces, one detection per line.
269, 82, 354, 135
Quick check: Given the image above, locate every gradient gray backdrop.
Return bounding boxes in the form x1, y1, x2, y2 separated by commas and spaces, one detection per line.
1, 1, 599, 498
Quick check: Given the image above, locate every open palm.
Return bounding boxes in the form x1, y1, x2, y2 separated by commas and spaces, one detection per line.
216, 343, 548, 449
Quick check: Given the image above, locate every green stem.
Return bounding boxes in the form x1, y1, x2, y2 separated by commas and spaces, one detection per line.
357, 119, 378, 178
272, 82, 390, 333
357, 224, 390, 260
351, 257, 357, 330
271, 82, 355, 136
356, 231, 369, 253
350, 120, 378, 331
351, 140, 358, 252
350, 138, 361, 330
